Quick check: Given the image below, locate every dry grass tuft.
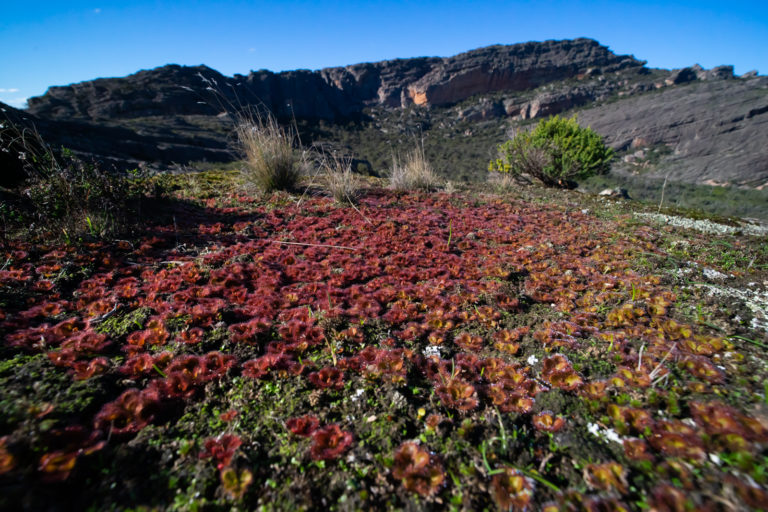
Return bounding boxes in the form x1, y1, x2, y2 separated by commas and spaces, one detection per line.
322, 155, 361, 205
389, 146, 440, 192
235, 111, 301, 193
487, 170, 530, 193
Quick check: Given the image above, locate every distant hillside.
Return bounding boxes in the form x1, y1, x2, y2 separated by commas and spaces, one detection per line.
8, 38, 768, 189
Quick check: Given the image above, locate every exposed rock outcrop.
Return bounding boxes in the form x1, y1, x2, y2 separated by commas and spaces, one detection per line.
28, 38, 643, 123
577, 77, 768, 187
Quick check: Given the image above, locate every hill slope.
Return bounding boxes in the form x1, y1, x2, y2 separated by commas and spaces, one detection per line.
7, 38, 768, 191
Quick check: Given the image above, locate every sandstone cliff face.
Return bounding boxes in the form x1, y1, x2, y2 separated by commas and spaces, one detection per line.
27, 38, 643, 122
406, 39, 640, 106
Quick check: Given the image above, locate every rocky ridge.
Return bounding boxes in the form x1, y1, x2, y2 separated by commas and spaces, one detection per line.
5, 38, 768, 189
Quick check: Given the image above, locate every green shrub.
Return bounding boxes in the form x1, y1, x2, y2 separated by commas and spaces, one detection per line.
489, 115, 613, 187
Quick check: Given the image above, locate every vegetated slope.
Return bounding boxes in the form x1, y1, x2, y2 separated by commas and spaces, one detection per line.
1, 177, 767, 510
17, 37, 767, 191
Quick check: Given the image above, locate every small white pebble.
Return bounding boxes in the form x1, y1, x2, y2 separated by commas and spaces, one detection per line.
709, 453, 721, 465
527, 355, 539, 366
366, 415, 377, 423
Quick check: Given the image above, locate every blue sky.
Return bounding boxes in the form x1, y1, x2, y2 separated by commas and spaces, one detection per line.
1, 1, 766, 108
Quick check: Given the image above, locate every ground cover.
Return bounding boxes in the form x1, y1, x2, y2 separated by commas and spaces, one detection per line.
1, 176, 767, 511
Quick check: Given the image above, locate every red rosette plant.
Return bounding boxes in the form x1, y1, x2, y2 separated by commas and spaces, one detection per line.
308, 367, 345, 390
309, 424, 353, 461
490, 467, 534, 511
391, 441, 445, 497
285, 415, 320, 437
200, 434, 243, 470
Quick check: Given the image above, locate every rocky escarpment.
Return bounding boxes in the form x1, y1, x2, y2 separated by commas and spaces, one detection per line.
28, 38, 642, 122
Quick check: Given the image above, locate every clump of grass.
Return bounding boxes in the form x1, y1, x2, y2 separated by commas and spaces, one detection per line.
1, 113, 166, 243
322, 155, 361, 205
389, 146, 440, 192
487, 171, 530, 193
235, 111, 301, 193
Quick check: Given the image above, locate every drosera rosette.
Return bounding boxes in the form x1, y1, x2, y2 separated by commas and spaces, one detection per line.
583, 461, 628, 495
489, 467, 535, 511
540, 354, 583, 391
199, 434, 243, 470
37, 425, 106, 482
219, 466, 253, 500
285, 415, 321, 437
532, 410, 566, 433
391, 441, 445, 497
308, 424, 354, 461
307, 366, 345, 390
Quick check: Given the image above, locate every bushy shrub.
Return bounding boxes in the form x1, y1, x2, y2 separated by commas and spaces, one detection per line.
235, 111, 301, 193
489, 115, 613, 187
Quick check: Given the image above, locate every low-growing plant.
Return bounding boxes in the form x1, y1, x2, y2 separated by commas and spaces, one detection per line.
234, 109, 301, 193
489, 114, 613, 187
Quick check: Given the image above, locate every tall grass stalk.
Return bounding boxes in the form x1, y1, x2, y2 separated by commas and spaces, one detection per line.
389, 145, 439, 192
322, 154, 361, 205
235, 111, 300, 193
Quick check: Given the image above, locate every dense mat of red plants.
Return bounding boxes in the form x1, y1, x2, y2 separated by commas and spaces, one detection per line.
1, 188, 766, 510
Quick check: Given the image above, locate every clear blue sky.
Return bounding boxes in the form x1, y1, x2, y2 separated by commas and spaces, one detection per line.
1, 1, 766, 108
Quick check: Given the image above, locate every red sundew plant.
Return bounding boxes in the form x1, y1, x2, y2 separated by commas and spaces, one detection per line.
309, 424, 353, 461
677, 355, 725, 384
541, 354, 583, 391
220, 410, 238, 423
93, 388, 160, 435
648, 422, 706, 462
623, 438, 654, 461
435, 378, 479, 412
391, 442, 445, 497
36, 426, 106, 482
149, 371, 197, 400
583, 462, 628, 494
532, 411, 566, 433
177, 327, 205, 345
689, 400, 768, 451
200, 434, 243, 470
492, 327, 528, 354
71, 357, 109, 381
285, 415, 320, 437
489, 467, 534, 511
307, 367, 345, 390
0, 437, 16, 475
38, 450, 79, 482
650, 484, 690, 511
59, 331, 110, 355
454, 332, 484, 352
229, 318, 272, 344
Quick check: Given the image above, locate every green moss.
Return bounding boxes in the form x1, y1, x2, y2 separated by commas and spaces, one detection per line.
96, 307, 151, 338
